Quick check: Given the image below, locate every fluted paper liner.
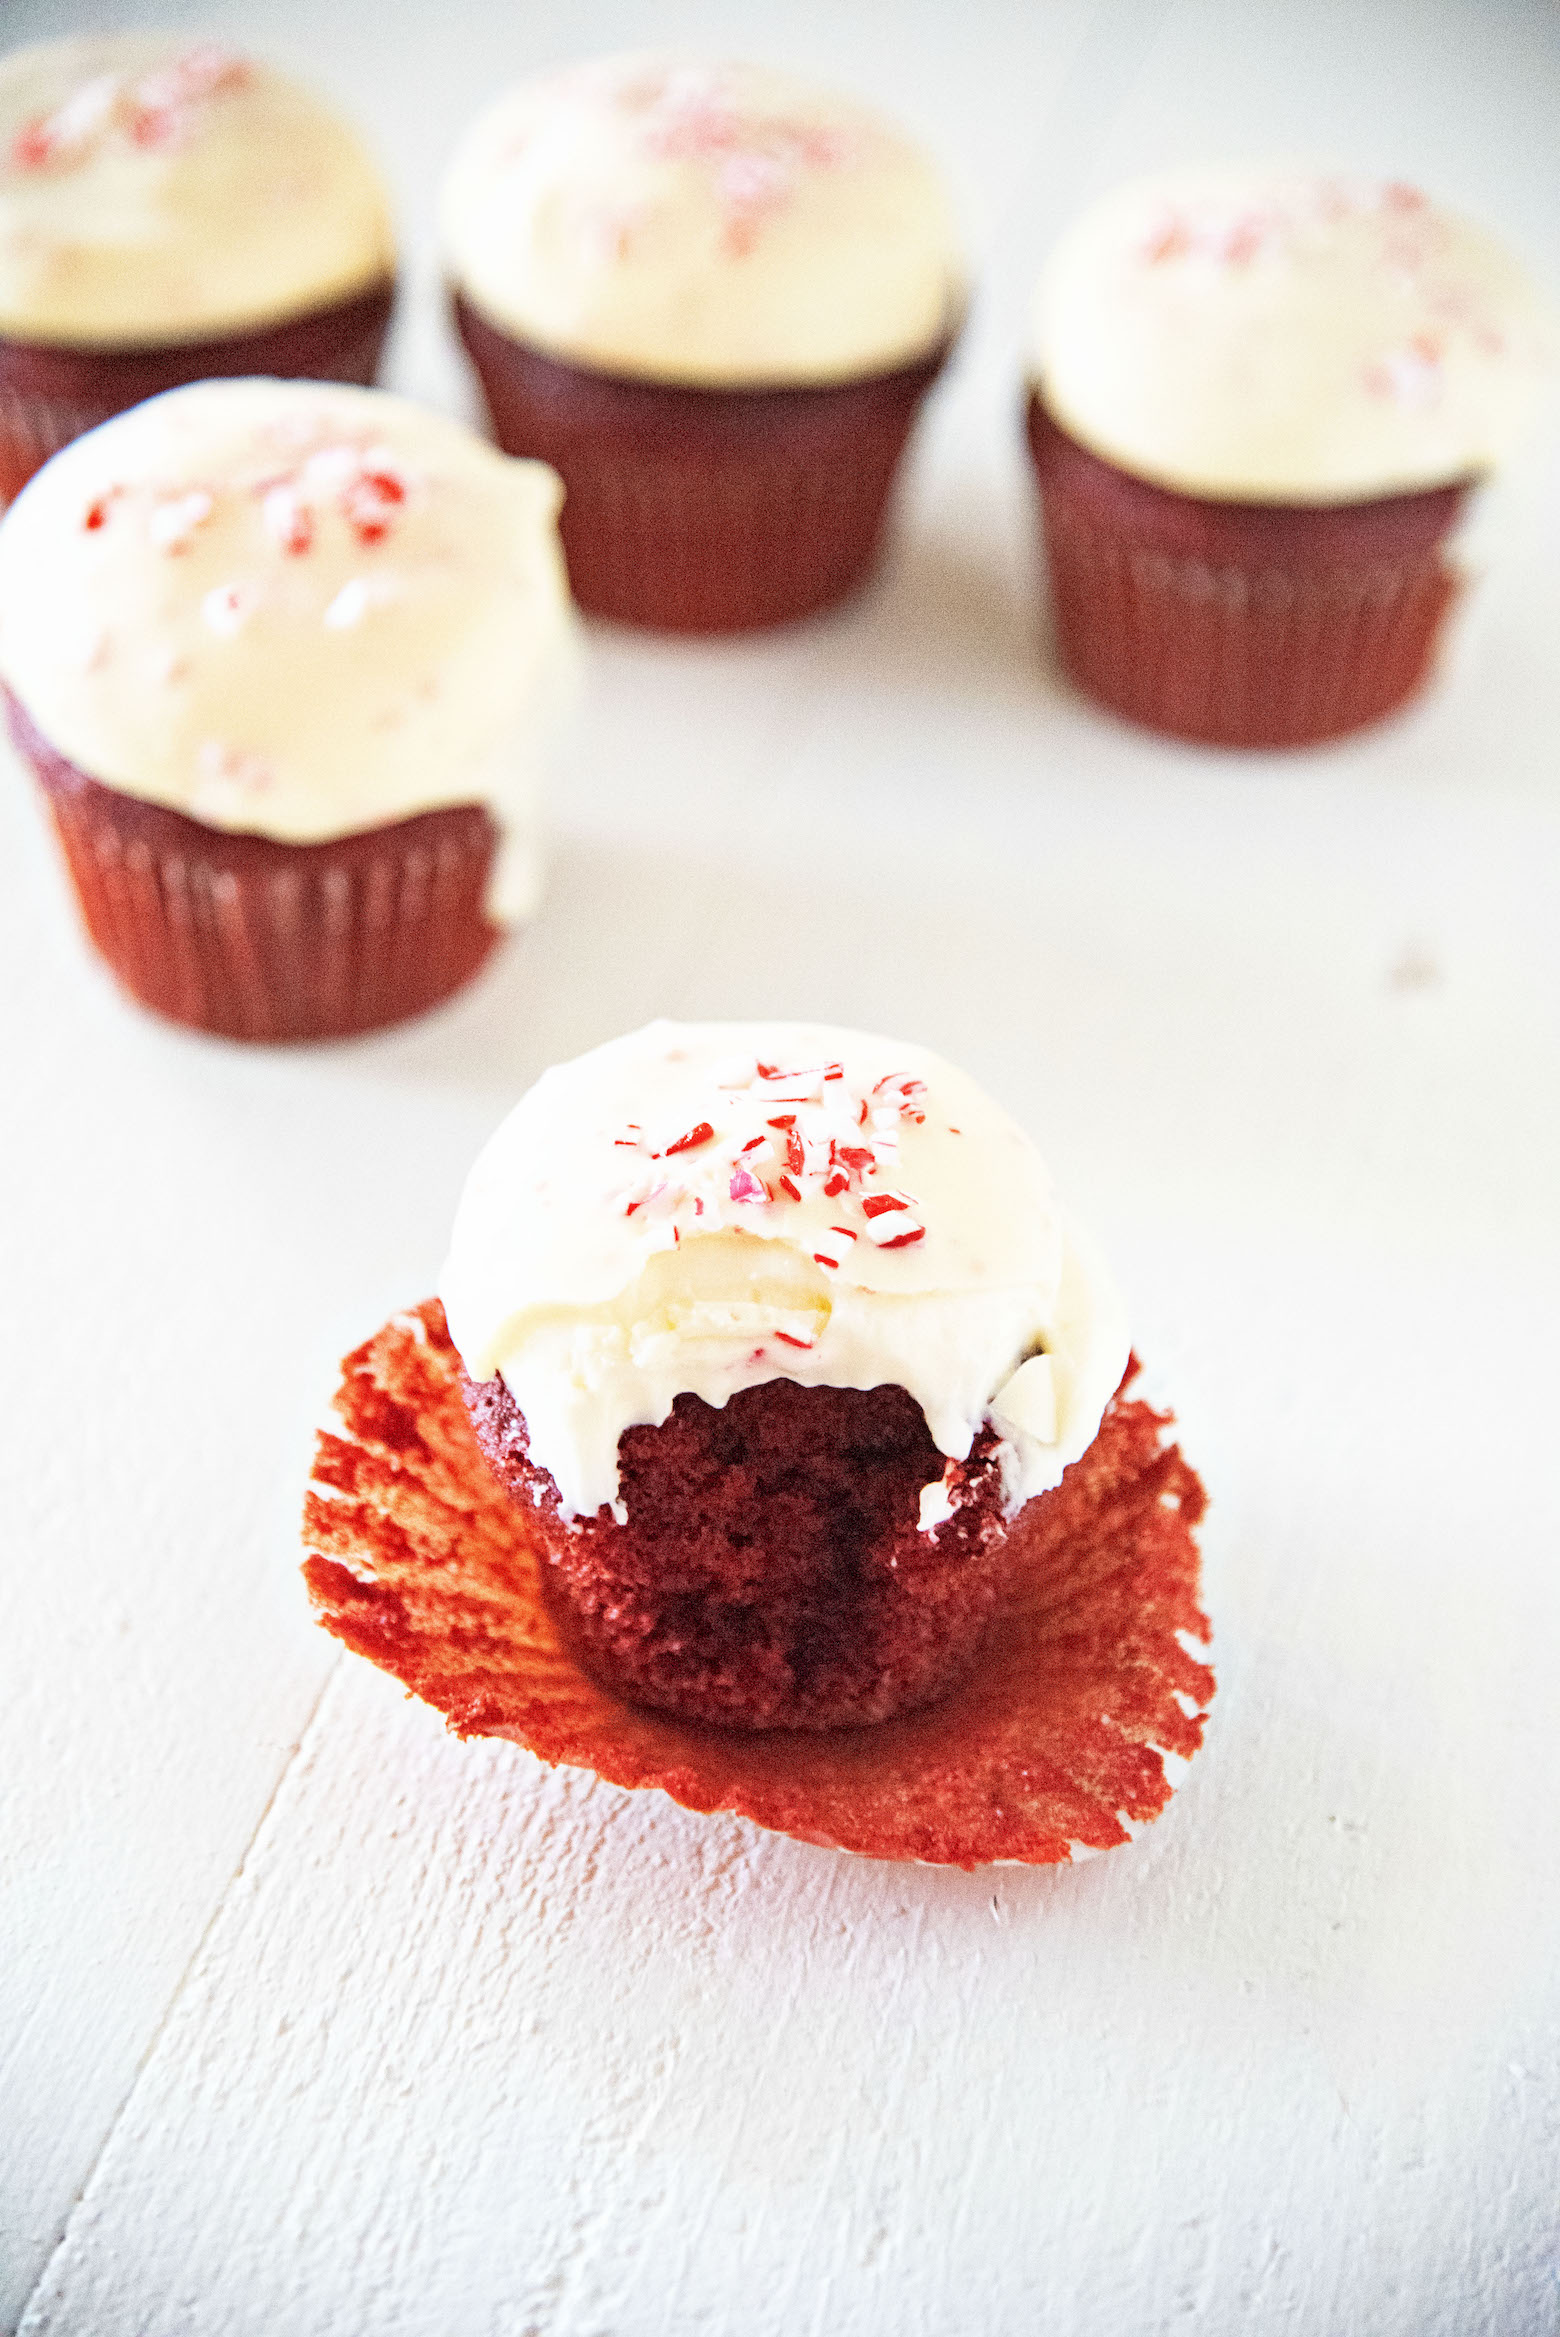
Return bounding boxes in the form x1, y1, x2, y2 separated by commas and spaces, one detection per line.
12, 695, 498, 1042
1028, 393, 1467, 748
0, 280, 393, 504
456, 296, 949, 633
303, 1300, 1215, 1869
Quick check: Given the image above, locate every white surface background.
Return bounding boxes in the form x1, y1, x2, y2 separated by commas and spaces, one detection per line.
3, 1, 1559, 2331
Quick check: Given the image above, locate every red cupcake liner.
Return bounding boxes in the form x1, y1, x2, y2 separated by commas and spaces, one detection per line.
1027, 392, 1469, 748
0, 278, 394, 505
454, 293, 950, 633
302, 1299, 1215, 1869
9, 690, 497, 1043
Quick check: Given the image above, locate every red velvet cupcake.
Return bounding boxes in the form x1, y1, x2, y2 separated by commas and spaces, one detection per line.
0, 378, 576, 1042
1027, 167, 1553, 747
301, 1023, 1215, 1866
441, 57, 964, 632
435, 1021, 1134, 1731
0, 36, 397, 503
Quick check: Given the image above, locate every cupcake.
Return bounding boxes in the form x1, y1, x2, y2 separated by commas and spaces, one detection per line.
438, 1021, 1130, 1729
441, 56, 964, 632
0, 36, 397, 502
0, 377, 575, 1042
303, 1020, 1213, 1865
1027, 167, 1553, 746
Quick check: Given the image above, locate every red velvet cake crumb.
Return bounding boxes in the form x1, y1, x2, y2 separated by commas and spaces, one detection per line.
464, 1368, 1009, 1731
302, 1301, 1215, 1868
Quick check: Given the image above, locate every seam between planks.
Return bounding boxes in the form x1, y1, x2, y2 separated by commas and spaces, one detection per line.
13, 1650, 345, 2337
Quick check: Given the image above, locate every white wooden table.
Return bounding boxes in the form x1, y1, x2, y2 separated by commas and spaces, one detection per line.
3, 2, 1558, 2331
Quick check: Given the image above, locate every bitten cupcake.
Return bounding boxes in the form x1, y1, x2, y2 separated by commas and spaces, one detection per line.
0, 36, 397, 502
304, 1020, 1213, 1863
0, 377, 575, 1042
439, 1021, 1129, 1730
1027, 166, 1553, 746
441, 56, 964, 632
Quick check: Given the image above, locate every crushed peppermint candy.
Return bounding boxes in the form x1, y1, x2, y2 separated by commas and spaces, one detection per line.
255, 444, 412, 559
9, 47, 250, 174
261, 482, 314, 557
1136, 175, 1445, 276
1362, 334, 1445, 408
94, 441, 416, 604
323, 574, 401, 630
609, 1056, 932, 1255
612, 65, 859, 260
195, 737, 270, 794
82, 488, 124, 533
147, 488, 215, 554
662, 1122, 714, 1157
201, 581, 253, 637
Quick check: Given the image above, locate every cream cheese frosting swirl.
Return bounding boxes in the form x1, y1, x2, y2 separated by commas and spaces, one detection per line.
0, 37, 395, 347
1030, 165, 1554, 501
441, 54, 964, 386
440, 1021, 1129, 1522
0, 378, 577, 920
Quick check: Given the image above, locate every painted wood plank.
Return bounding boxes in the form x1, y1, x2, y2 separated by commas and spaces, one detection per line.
3, 0, 1558, 2327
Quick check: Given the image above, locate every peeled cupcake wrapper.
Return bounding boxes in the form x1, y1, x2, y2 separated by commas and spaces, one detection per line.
302, 1299, 1215, 1869
13, 700, 498, 1042
455, 297, 950, 633
1027, 395, 1467, 749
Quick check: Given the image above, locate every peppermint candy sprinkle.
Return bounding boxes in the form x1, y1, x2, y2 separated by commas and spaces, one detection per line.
613, 1055, 934, 1253
10, 47, 250, 173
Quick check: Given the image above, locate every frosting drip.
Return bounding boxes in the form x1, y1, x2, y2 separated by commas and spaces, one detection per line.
0, 36, 395, 344
440, 1021, 1129, 1520
1031, 165, 1554, 500
441, 54, 964, 385
0, 378, 577, 920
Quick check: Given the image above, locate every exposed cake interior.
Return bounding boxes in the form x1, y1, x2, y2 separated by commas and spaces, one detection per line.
464, 1367, 1010, 1729
439, 1020, 1131, 1727
303, 1301, 1214, 1866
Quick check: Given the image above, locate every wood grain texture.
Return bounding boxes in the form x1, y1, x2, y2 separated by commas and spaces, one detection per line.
3, 0, 1560, 2328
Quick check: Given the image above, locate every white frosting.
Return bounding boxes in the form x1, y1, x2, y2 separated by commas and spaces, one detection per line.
1030, 165, 1555, 500
441, 54, 964, 386
440, 1021, 1129, 1522
0, 379, 577, 920
0, 36, 395, 346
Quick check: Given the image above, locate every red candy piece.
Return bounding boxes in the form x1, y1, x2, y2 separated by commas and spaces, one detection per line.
663, 1121, 715, 1157
302, 1301, 1215, 1869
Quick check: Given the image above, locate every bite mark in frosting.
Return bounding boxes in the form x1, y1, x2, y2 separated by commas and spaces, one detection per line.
440, 1021, 1130, 1522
